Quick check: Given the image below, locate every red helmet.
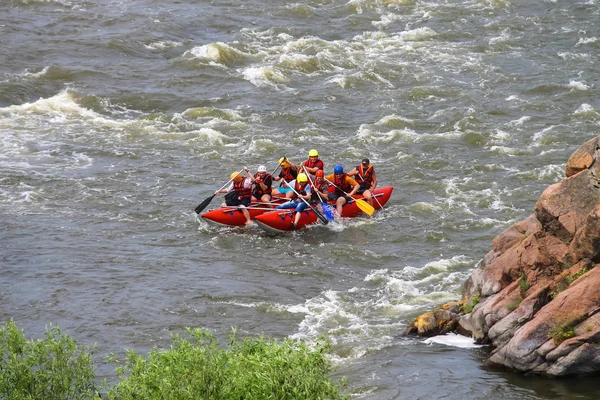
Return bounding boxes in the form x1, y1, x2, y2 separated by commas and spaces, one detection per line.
315, 170, 324, 177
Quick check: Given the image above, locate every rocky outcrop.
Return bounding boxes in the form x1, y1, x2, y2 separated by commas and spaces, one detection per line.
406, 136, 600, 376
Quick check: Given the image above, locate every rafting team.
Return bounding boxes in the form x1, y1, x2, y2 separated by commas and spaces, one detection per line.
214, 150, 377, 228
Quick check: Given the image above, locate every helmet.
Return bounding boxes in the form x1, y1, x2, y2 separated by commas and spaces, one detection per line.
230, 171, 242, 181
309, 149, 318, 157
257, 165, 267, 173
315, 170, 324, 177
297, 173, 308, 183
334, 165, 343, 174
279, 157, 289, 167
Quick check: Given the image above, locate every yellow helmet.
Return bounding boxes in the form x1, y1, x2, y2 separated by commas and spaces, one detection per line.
297, 173, 308, 183
230, 171, 242, 181
279, 157, 289, 167
309, 149, 318, 157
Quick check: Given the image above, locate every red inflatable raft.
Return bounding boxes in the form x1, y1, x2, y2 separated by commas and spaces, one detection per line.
254, 186, 394, 233
200, 196, 289, 227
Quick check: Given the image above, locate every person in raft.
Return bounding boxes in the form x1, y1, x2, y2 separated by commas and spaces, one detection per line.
251, 165, 273, 203
310, 169, 330, 209
275, 173, 312, 230
214, 167, 253, 224
325, 165, 360, 217
347, 158, 377, 207
299, 149, 324, 176
271, 157, 299, 198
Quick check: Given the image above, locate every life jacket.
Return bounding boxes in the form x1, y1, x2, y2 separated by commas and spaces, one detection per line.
334, 173, 352, 194
252, 173, 272, 196
355, 164, 374, 186
291, 181, 308, 200
233, 179, 252, 200
304, 158, 324, 171
280, 166, 298, 185
310, 180, 328, 203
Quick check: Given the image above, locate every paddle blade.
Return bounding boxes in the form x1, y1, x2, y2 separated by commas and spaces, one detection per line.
355, 198, 375, 216
321, 202, 335, 222
194, 194, 216, 214
309, 203, 329, 225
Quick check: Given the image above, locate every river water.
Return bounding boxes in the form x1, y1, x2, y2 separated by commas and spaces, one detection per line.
2, 0, 600, 398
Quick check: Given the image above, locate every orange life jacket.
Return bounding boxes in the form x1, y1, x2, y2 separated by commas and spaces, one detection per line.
355, 164, 374, 185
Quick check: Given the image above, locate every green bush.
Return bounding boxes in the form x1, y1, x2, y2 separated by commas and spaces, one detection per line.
0, 320, 99, 400
547, 323, 576, 345
462, 292, 480, 314
108, 328, 348, 400
0, 321, 347, 400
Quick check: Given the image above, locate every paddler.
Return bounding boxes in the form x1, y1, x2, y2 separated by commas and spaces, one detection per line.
275, 173, 312, 230
214, 167, 253, 225
325, 165, 360, 217
347, 158, 377, 207
299, 149, 324, 176
271, 157, 299, 198
251, 165, 273, 203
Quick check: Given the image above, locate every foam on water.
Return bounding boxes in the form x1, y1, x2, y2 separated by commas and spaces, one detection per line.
183, 42, 249, 66
423, 333, 483, 349
568, 80, 590, 91
143, 40, 182, 51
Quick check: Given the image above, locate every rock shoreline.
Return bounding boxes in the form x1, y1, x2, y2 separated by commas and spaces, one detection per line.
405, 136, 600, 376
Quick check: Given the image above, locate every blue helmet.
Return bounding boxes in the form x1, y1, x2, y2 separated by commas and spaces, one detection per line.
334, 165, 343, 174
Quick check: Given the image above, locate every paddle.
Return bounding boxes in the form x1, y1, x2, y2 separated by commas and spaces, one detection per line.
286, 181, 329, 225
325, 178, 375, 216
302, 166, 334, 222
194, 168, 244, 214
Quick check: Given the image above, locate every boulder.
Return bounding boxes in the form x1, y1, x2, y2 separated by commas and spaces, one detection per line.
406, 135, 600, 376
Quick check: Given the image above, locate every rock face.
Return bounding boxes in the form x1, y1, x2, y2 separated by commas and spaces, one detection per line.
405, 136, 600, 376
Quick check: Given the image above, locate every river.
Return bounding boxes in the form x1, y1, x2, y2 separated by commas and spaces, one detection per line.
2, 0, 600, 398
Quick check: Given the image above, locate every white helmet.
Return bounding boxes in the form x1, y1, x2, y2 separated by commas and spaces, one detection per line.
257, 165, 267, 172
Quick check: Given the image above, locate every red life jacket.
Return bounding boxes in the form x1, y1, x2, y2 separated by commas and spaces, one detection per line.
233, 179, 252, 199
334, 173, 352, 194
304, 158, 324, 170
291, 180, 308, 199
310, 180, 328, 203
252, 173, 272, 196
356, 165, 374, 185
280, 166, 298, 185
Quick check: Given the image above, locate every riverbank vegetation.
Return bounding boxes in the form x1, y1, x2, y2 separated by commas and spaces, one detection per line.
0, 320, 347, 399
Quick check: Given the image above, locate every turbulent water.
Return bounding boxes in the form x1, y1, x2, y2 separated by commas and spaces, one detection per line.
2, 0, 600, 398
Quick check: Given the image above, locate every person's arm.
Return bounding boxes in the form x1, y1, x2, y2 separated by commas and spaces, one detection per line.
370, 171, 377, 191
243, 166, 254, 182
347, 167, 358, 177
303, 185, 312, 201
215, 183, 234, 195
347, 177, 359, 196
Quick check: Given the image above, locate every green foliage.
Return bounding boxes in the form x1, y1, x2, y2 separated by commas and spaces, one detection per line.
0, 321, 347, 400
462, 292, 480, 314
0, 320, 99, 400
547, 323, 576, 345
108, 328, 348, 400
518, 273, 529, 297
550, 266, 590, 299
506, 295, 523, 312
